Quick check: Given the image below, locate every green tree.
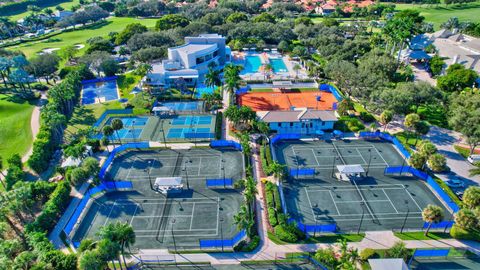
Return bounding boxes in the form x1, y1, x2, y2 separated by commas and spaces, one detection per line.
449, 90, 480, 155
205, 67, 221, 89
429, 55, 444, 76
115, 23, 147, 45
78, 250, 105, 270
454, 209, 478, 231
233, 204, 255, 238
427, 153, 447, 172
462, 186, 480, 209
386, 241, 410, 260
379, 110, 393, 132
437, 64, 478, 92
252, 12, 276, 23
102, 125, 114, 152
418, 141, 437, 156
111, 119, 124, 145
96, 239, 121, 270
422, 204, 444, 236
226, 12, 248, 23
58, 46, 78, 62
98, 222, 136, 269
155, 14, 190, 30
409, 152, 426, 170
269, 161, 285, 179
278, 40, 290, 53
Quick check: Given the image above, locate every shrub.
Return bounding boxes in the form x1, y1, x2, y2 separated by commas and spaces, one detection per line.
268, 207, 278, 227
450, 224, 480, 241
346, 118, 365, 132
360, 112, 375, 123
234, 235, 260, 252
428, 153, 447, 172
274, 225, 298, 243
314, 248, 338, 268
386, 241, 410, 260
454, 209, 479, 231
360, 248, 376, 261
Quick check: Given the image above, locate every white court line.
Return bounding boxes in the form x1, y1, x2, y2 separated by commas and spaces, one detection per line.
103, 201, 117, 226
190, 203, 195, 230
129, 204, 139, 225
382, 189, 399, 214
308, 187, 406, 192
216, 198, 220, 235
292, 145, 377, 151
136, 233, 217, 238
304, 187, 317, 219
132, 215, 193, 218
404, 188, 423, 211
356, 149, 367, 164
197, 157, 202, 176
135, 228, 217, 232
324, 216, 423, 222
310, 149, 320, 166
328, 190, 341, 215
373, 147, 389, 166
322, 211, 423, 217
125, 157, 137, 180
334, 199, 392, 204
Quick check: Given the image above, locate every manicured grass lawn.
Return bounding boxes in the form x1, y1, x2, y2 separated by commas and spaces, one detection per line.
454, 145, 470, 159
395, 2, 480, 29
267, 231, 365, 244
67, 100, 123, 133
417, 104, 449, 128
8, 0, 81, 21
9, 17, 157, 58
394, 231, 452, 241
117, 73, 142, 99
0, 94, 35, 168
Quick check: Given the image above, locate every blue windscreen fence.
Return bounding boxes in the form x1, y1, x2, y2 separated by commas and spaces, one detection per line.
359, 131, 411, 159
423, 221, 454, 230
319, 84, 344, 101
99, 142, 150, 180
184, 132, 214, 139
384, 166, 460, 213
210, 140, 242, 151
93, 109, 133, 128
289, 168, 315, 177
81, 76, 118, 85
289, 218, 336, 234
199, 230, 246, 249
413, 249, 450, 257
206, 178, 233, 188
270, 133, 301, 145
63, 181, 133, 237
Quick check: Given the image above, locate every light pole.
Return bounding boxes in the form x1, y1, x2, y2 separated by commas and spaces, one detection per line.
161, 120, 167, 148
183, 159, 190, 189
401, 200, 409, 233
131, 120, 136, 142
145, 160, 153, 190
331, 156, 337, 178
171, 219, 177, 254
221, 159, 225, 187
357, 203, 365, 235
366, 149, 372, 176
220, 217, 224, 252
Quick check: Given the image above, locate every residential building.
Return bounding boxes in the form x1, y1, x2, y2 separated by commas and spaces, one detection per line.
431, 30, 480, 73
143, 34, 231, 92
257, 108, 338, 135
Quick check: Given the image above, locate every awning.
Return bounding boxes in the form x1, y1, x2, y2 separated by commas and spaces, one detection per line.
337, 165, 365, 174
154, 177, 182, 187
315, 130, 325, 135
167, 75, 198, 79
152, 106, 171, 112
333, 130, 343, 136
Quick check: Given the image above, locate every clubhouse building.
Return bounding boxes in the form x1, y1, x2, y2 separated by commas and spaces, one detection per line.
143, 34, 231, 92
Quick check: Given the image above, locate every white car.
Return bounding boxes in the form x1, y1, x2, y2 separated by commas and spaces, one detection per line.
445, 179, 465, 188
467, 155, 480, 164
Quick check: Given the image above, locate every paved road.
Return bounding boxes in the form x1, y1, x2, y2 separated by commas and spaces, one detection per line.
425, 126, 480, 186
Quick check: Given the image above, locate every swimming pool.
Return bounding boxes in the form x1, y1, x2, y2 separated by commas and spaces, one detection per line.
240, 56, 262, 74
195, 83, 216, 98
81, 80, 119, 105
269, 58, 288, 73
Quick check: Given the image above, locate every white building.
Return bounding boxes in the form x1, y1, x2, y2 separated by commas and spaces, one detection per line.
144, 34, 231, 92
257, 108, 338, 135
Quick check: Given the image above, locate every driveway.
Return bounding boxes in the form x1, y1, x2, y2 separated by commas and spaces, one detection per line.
424, 126, 480, 186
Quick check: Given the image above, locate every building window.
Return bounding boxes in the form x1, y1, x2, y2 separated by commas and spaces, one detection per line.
278, 123, 282, 127
309, 123, 313, 128
321, 121, 325, 126
213, 50, 219, 57
290, 122, 293, 127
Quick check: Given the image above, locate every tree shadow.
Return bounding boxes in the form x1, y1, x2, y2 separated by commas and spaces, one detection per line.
68, 106, 96, 126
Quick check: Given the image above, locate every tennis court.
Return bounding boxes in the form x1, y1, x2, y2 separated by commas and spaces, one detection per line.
275, 140, 451, 232
159, 101, 204, 112
410, 256, 480, 269
171, 115, 213, 126
238, 91, 337, 112
72, 148, 245, 249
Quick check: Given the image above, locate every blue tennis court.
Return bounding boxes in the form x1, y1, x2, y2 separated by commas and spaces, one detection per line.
167, 128, 213, 139
105, 116, 148, 127
171, 115, 212, 126
82, 80, 119, 105
160, 101, 203, 112
112, 128, 143, 139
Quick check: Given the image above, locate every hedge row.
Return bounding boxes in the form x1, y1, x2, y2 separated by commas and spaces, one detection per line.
26, 181, 72, 234
450, 224, 480, 241
260, 143, 274, 175
215, 112, 223, 140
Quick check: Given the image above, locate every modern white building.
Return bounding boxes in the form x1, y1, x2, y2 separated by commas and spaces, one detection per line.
257, 108, 338, 135
143, 34, 231, 92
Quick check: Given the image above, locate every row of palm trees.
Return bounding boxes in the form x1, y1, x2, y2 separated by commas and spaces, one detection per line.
102, 118, 125, 150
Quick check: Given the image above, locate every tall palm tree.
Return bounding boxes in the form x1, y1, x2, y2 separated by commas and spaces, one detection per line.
233, 205, 255, 238
292, 64, 301, 78
114, 222, 136, 269
102, 125, 114, 152
110, 119, 124, 145
223, 63, 242, 99
205, 67, 222, 89
422, 204, 444, 236
243, 177, 257, 216
269, 161, 285, 179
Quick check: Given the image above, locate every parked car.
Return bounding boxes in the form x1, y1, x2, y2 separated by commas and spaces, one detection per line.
455, 190, 464, 200
445, 178, 465, 188
467, 155, 480, 164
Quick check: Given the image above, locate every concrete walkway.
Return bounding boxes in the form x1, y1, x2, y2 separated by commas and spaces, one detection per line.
22, 92, 47, 163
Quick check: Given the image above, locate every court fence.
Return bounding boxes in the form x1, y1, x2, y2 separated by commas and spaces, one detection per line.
270, 133, 301, 145
408, 248, 451, 266
319, 84, 343, 102
288, 218, 337, 234
289, 168, 315, 177
93, 108, 134, 128
359, 131, 411, 159
384, 166, 460, 213
206, 178, 233, 188
99, 142, 150, 181
81, 75, 118, 85
63, 181, 133, 247
199, 229, 246, 250
184, 132, 215, 139
210, 140, 242, 151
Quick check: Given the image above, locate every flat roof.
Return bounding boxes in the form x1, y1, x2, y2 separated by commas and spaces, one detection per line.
239, 91, 338, 112
172, 43, 217, 55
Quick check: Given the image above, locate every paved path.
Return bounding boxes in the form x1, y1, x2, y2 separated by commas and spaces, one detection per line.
412, 63, 437, 85
22, 92, 47, 163
425, 126, 480, 185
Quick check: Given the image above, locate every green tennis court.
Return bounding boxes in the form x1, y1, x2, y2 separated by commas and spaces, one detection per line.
275, 139, 451, 233
410, 256, 480, 269
72, 148, 245, 249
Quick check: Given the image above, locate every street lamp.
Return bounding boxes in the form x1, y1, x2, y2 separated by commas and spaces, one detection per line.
401, 200, 409, 233
130, 120, 136, 142
171, 218, 177, 254
219, 217, 224, 252
357, 202, 365, 235
221, 159, 225, 187
183, 159, 190, 189
366, 149, 372, 176
145, 160, 153, 190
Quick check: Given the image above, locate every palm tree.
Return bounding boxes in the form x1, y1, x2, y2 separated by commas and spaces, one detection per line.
223, 63, 242, 99
205, 67, 222, 89
422, 204, 444, 236
110, 119, 124, 145
262, 63, 272, 80
97, 239, 121, 270
243, 177, 257, 215
102, 125, 114, 152
379, 110, 393, 132
293, 63, 301, 78
233, 204, 255, 238
269, 161, 285, 179
79, 249, 106, 270
114, 222, 136, 269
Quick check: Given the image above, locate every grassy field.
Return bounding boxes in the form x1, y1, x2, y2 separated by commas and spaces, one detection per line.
394, 231, 452, 241
8, 0, 81, 22
9, 17, 157, 58
0, 94, 34, 169
395, 2, 480, 29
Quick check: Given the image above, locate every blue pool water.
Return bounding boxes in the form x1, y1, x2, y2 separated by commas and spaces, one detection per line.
195, 83, 216, 98
269, 58, 288, 73
240, 56, 262, 74
81, 80, 118, 105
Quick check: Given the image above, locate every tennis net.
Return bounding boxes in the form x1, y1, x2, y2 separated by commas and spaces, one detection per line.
332, 143, 346, 164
